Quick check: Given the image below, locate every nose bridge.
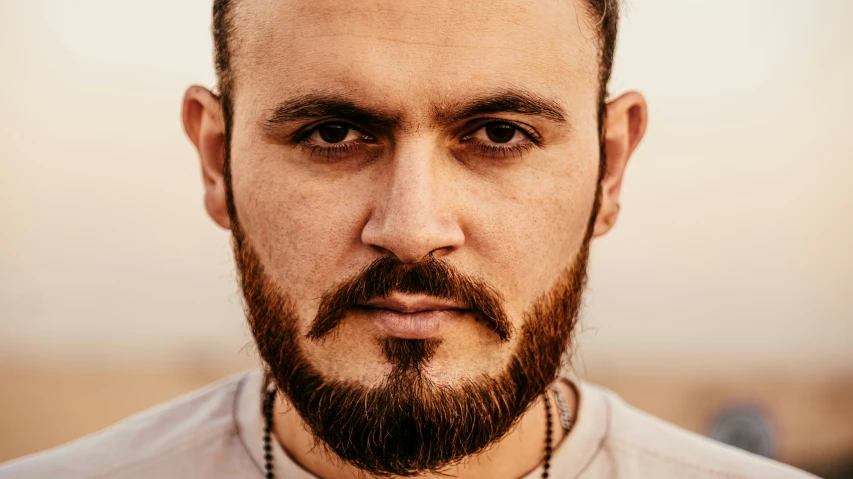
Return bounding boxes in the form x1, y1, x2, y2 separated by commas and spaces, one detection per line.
388, 139, 437, 220
362, 137, 464, 262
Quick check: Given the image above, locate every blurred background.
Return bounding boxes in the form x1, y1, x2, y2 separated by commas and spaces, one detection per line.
1, 0, 851, 477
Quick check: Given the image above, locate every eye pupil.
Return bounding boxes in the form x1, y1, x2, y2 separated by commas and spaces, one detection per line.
318, 124, 349, 143
485, 123, 516, 143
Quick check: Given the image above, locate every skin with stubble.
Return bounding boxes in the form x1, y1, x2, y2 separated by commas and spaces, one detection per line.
182, 0, 647, 477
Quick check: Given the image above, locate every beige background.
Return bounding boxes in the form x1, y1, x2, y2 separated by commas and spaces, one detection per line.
1, 0, 852, 476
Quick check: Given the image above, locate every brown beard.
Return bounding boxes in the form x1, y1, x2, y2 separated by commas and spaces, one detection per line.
231, 217, 592, 476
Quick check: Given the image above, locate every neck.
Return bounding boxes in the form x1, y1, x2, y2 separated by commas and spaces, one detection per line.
271, 381, 576, 479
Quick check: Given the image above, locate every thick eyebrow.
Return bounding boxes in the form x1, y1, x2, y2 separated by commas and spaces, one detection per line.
433, 89, 569, 126
263, 94, 400, 130
262, 89, 568, 134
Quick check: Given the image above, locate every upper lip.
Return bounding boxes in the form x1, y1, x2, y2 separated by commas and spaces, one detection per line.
362, 292, 467, 313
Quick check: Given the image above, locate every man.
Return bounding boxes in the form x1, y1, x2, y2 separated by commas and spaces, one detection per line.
0, 0, 817, 478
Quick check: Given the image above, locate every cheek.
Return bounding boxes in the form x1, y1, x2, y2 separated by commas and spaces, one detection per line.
466, 139, 599, 322
229, 142, 371, 322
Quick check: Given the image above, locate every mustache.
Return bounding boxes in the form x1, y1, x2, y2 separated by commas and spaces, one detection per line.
306, 255, 513, 342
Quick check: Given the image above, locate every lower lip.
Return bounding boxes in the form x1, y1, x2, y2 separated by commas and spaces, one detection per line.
368, 309, 464, 339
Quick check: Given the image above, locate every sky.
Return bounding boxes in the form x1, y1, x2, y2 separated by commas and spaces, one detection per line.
1, 0, 851, 375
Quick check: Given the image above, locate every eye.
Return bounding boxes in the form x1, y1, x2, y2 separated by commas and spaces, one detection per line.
308, 123, 366, 144
296, 121, 379, 162
472, 122, 529, 145
456, 121, 540, 161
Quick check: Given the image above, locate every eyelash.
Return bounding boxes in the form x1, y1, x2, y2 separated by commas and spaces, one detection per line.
470, 141, 536, 159
296, 121, 539, 161
299, 140, 370, 161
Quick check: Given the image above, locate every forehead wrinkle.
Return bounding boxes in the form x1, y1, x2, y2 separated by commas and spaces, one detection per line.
275, 32, 533, 55
275, 5, 503, 50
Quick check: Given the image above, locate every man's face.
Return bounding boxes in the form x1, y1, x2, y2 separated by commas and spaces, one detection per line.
227, 0, 602, 386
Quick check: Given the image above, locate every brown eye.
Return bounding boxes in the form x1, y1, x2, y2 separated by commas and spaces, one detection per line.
484, 123, 517, 143
318, 124, 350, 143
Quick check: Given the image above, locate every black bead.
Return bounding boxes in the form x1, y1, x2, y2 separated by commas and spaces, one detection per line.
542, 392, 554, 479
264, 387, 278, 479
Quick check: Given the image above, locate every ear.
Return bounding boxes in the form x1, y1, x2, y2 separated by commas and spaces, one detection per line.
182, 85, 231, 230
592, 91, 648, 237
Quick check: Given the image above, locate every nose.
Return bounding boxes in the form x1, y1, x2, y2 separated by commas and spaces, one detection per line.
361, 138, 465, 263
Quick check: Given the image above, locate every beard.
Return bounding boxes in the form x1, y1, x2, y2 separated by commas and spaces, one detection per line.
231, 216, 593, 476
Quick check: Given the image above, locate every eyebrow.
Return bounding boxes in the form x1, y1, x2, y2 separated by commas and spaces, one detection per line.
262, 88, 569, 131
433, 89, 569, 126
263, 94, 400, 130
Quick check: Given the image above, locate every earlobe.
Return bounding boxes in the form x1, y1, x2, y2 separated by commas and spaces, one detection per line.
592, 91, 648, 238
182, 85, 231, 230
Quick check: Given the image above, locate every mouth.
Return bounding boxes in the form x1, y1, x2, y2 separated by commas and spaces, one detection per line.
359, 292, 470, 339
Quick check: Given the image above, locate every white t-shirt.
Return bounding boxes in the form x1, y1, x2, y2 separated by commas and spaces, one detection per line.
0, 370, 816, 478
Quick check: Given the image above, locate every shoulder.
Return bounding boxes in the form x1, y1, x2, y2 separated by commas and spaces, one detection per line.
581, 382, 818, 479
0, 371, 261, 479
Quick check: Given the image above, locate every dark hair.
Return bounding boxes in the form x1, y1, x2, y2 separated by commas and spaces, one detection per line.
211, 0, 619, 136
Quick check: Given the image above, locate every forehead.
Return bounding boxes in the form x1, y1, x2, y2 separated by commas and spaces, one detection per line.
230, 0, 600, 117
